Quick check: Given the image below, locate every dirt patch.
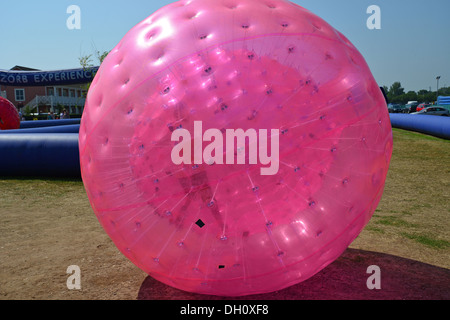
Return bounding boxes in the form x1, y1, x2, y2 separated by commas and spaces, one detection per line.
0, 129, 448, 300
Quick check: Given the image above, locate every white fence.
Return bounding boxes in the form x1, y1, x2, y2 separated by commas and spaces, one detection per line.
26, 95, 86, 114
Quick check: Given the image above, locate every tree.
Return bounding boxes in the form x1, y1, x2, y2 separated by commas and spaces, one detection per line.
78, 50, 110, 97
78, 50, 109, 69
96, 51, 109, 64
405, 91, 418, 102
388, 82, 405, 97
382, 82, 449, 105
78, 54, 94, 69
439, 86, 450, 96
418, 89, 429, 96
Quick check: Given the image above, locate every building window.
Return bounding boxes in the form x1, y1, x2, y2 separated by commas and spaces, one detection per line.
15, 89, 25, 101
47, 87, 55, 96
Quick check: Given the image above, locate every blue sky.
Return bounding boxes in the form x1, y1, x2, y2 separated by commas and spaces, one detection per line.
0, 0, 449, 92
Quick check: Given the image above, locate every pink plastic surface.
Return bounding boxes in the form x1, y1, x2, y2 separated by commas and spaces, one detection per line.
0, 97, 20, 130
79, 0, 393, 296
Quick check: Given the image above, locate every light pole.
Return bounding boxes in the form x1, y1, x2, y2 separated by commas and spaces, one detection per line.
436, 76, 441, 103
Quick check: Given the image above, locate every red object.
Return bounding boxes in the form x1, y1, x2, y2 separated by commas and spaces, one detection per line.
416, 103, 430, 112
0, 97, 20, 130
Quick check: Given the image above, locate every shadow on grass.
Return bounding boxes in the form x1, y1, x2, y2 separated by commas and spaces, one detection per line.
0, 175, 81, 182
137, 248, 450, 300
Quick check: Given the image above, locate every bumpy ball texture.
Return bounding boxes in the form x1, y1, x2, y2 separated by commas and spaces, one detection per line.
0, 97, 20, 130
80, 0, 393, 296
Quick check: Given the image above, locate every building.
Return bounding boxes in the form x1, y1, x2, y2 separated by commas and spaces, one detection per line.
0, 65, 95, 117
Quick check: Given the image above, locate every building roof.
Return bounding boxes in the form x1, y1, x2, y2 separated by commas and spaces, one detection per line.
10, 65, 41, 71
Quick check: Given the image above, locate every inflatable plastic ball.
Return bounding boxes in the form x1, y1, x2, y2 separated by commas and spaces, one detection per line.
79, 0, 393, 296
0, 97, 20, 130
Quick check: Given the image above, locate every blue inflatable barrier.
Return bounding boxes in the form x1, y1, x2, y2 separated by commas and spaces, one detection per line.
0, 124, 80, 134
1, 114, 445, 179
390, 113, 450, 140
20, 119, 81, 129
437, 96, 450, 106
0, 133, 80, 177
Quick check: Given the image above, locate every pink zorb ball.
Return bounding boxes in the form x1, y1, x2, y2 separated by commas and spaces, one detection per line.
0, 97, 20, 130
80, 0, 393, 296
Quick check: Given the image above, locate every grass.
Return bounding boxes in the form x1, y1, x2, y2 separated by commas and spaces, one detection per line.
392, 128, 450, 143
374, 215, 418, 228
401, 233, 450, 249
351, 127, 449, 265
0, 178, 84, 209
